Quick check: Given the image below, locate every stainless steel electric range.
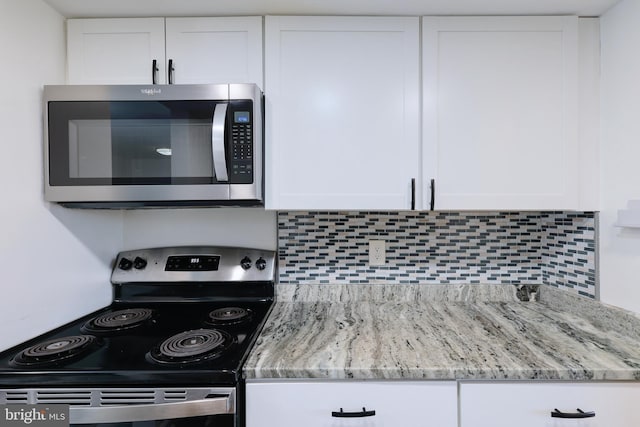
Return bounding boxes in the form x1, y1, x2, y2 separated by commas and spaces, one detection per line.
0, 246, 275, 427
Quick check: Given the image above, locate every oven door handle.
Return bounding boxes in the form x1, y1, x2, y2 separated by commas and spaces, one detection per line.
69, 395, 234, 424
212, 103, 229, 182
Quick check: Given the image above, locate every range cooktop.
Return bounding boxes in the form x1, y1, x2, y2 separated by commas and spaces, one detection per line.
0, 246, 275, 387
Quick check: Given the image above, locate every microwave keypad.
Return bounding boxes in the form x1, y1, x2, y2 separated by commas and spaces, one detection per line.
231, 123, 253, 183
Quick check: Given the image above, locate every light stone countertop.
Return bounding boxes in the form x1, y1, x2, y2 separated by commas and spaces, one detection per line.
243, 284, 640, 380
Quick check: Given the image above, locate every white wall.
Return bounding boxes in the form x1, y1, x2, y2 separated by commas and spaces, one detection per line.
122, 208, 277, 250
599, 0, 640, 313
0, 0, 123, 351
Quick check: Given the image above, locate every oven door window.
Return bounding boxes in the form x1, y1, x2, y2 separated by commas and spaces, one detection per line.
48, 100, 252, 186
75, 414, 233, 427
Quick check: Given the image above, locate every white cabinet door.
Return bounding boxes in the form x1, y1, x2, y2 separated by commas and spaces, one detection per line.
67, 17, 263, 86
246, 381, 457, 427
265, 16, 420, 210
165, 17, 263, 86
67, 18, 166, 84
460, 382, 640, 427
422, 17, 579, 210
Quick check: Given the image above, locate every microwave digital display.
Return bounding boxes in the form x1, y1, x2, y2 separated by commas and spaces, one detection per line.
234, 111, 250, 123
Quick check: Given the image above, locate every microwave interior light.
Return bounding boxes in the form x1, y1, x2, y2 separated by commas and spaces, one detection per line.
156, 148, 172, 156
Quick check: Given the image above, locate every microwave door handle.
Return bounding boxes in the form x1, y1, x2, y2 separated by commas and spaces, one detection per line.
211, 103, 229, 182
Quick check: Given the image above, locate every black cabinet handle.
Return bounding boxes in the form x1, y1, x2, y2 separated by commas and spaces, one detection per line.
551, 408, 596, 419
411, 178, 416, 210
168, 59, 175, 84
331, 407, 376, 418
430, 178, 435, 211
152, 59, 158, 84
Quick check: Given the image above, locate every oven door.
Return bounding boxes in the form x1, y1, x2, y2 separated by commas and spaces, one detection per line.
1, 388, 235, 427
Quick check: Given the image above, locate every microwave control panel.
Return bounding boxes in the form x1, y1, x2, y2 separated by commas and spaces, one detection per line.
229, 100, 254, 184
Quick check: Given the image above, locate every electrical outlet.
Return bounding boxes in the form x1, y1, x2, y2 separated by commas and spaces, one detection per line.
369, 240, 386, 266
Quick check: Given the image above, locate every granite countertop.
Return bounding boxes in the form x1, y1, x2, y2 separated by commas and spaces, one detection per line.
243, 284, 640, 381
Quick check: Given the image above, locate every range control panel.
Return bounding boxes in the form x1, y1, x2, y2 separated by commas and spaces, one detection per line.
111, 246, 276, 284
165, 255, 221, 271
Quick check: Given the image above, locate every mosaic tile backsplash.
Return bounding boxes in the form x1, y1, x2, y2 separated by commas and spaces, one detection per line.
541, 212, 597, 297
278, 211, 597, 298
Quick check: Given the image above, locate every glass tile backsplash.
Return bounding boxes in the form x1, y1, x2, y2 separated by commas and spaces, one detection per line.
278, 211, 597, 298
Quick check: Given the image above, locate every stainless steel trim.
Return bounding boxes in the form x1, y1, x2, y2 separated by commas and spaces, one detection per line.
235, 83, 264, 203
212, 103, 229, 182
43, 84, 230, 102
46, 185, 232, 203
70, 395, 233, 423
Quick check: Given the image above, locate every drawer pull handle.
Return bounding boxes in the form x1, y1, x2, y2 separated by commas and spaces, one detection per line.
331, 407, 376, 418
551, 408, 596, 419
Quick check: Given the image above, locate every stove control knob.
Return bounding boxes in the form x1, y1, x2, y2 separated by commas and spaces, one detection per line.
255, 257, 267, 270
240, 256, 252, 270
118, 257, 133, 270
133, 257, 147, 270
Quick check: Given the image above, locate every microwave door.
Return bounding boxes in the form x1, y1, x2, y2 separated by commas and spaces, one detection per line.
43, 84, 265, 206
211, 103, 229, 182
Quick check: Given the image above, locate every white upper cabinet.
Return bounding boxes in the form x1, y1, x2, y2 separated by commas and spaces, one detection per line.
422, 17, 580, 210
67, 15, 594, 211
67, 17, 263, 86
265, 16, 421, 210
164, 17, 262, 86
67, 18, 166, 84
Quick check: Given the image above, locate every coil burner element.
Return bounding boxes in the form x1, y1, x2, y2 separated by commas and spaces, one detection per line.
81, 308, 155, 335
147, 329, 236, 366
10, 335, 99, 367
205, 307, 253, 328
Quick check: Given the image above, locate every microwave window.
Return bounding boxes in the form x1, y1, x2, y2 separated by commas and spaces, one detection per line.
68, 119, 212, 179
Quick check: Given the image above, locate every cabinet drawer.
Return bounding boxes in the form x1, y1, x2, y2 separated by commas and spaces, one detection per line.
460, 382, 640, 427
246, 380, 456, 427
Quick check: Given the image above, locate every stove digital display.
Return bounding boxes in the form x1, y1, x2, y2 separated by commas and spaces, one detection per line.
165, 255, 220, 271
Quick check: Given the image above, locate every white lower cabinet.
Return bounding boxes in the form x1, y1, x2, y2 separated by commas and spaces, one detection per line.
245, 380, 457, 427
459, 382, 640, 427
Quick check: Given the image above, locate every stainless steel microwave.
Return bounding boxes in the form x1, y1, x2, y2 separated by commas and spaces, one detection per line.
44, 84, 263, 208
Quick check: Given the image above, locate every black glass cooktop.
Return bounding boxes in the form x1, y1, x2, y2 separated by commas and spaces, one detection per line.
0, 301, 271, 387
